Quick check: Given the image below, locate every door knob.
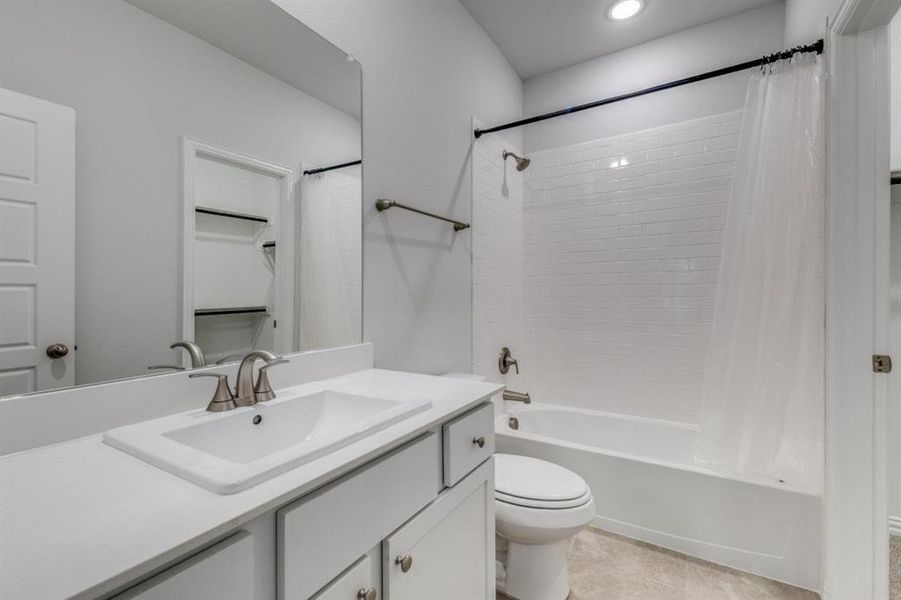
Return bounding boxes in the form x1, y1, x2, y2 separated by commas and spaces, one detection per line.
46, 343, 69, 359
395, 554, 413, 573
473, 436, 486, 448
357, 588, 377, 600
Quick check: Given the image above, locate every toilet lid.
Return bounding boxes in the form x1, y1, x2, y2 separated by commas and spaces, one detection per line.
494, 454, 590, 504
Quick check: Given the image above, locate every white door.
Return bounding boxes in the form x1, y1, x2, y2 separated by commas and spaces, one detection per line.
383, 459, 494, 600
0, 88, 75, 395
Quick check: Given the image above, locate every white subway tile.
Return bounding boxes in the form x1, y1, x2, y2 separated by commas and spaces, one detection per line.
474, 111, 742, 424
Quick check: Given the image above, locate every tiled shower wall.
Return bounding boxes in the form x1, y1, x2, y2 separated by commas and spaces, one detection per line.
474, 111, 743, 424
472, 124, 525, 389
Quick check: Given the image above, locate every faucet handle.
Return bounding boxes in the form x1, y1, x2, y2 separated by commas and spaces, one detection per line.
498, 347, 519, 375
189, 372, 237, 412
254, 358, 289, 403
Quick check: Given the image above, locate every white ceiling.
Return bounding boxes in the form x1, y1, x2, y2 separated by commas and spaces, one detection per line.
461, 0, 779, 79
128, 0, 361, 118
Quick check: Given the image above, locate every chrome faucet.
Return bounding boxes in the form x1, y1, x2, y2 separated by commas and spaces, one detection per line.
171, 340, 206, 368
234, 351, 288, 407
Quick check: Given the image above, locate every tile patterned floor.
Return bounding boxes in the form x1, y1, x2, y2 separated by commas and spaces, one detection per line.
891, 535, 900, 600
499, 527, 819, 600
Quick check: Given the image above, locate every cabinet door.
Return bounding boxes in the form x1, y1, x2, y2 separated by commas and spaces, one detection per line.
114, 531, 254, 600
383, 458, 494, 600
311, 546, 381, 600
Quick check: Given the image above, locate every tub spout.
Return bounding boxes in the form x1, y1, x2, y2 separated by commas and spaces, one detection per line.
503, 389, 531, 404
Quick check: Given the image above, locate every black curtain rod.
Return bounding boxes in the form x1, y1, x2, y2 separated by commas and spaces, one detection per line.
474, 39, 824, 139
302, 159, 362, 176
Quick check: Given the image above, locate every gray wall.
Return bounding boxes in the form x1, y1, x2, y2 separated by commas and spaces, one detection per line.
784, 0, 841, 46
276, 0, 524, 374
522, 3, 786, 152
0, 0, 361, 384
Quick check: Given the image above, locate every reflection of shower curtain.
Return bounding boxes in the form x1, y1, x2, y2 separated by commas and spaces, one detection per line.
693, 53, 825, 494
298, 172, 359, 352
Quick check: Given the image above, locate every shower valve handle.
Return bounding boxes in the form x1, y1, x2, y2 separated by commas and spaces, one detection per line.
499, 347, 519, 375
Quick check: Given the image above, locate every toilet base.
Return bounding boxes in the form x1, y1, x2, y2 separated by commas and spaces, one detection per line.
496, 535, 570, 600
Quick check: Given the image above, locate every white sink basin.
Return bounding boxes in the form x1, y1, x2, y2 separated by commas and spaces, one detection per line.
103, 389, 431, 494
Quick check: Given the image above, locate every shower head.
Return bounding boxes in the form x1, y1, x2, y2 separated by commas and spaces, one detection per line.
503, 150, 531, 172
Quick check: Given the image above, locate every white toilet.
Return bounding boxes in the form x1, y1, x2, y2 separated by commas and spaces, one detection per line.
494, 453, 595, 600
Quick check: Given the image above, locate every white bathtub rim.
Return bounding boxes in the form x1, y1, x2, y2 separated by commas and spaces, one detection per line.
502, 402, 699, 431
497, 404, 818, 498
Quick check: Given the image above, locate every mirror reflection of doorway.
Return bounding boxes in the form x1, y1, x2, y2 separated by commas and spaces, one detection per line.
180, 137, 295, 366
0, 88, 75, 397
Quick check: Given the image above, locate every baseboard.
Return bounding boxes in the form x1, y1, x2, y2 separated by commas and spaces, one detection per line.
890, 515, 901, 536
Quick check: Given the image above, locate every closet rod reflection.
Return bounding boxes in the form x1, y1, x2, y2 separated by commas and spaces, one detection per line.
375, 199, 470, 231
302, 160, 361, 176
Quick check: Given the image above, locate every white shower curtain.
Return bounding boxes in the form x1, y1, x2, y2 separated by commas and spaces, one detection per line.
693, 53, 826, 494
298, 172, 358, 352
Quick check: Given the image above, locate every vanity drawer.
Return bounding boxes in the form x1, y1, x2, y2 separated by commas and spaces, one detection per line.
278, 432, 440, 600
442, 403, 494, 487
114, 531, 254, 600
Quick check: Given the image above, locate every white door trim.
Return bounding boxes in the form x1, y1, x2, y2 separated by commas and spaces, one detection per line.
824, 1, 899, 598
179, 136, 296, 357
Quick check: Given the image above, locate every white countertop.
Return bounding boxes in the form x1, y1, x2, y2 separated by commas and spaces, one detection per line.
0, 369, 502, 600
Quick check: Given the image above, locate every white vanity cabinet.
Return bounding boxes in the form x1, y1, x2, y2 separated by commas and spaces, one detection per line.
114, 532, 256, 600
277, 432, 442, 600
382, 458, 494, 600
111, 402, 494, 600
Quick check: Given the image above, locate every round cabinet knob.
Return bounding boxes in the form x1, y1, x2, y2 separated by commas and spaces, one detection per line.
472, 436, 486, 448
395, 554, 413, 573
357, 588, 377, 600
46, 343, 69, 359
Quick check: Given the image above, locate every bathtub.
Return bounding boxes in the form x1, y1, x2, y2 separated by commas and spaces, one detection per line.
495, 403, 821, 591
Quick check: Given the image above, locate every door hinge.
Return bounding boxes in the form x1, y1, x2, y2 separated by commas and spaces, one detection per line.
873, 355, 892, 373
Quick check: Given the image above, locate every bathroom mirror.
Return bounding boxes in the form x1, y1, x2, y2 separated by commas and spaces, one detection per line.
0, 0, 362, 397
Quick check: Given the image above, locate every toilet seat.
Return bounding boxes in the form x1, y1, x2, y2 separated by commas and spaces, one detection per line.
494, 453, 591, 509
495, 488, 593, 509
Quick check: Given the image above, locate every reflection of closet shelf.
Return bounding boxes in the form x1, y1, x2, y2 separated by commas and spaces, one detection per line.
194, 306, 269, 317
195, 206, 269, 224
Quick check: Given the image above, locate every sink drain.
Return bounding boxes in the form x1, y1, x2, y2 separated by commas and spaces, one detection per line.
252, 415, 262, 425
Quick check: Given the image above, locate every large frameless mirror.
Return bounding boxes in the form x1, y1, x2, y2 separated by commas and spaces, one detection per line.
0, 0, 362, 397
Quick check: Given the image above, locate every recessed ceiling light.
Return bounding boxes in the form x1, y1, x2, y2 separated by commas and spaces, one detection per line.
608, 0, 644, 21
